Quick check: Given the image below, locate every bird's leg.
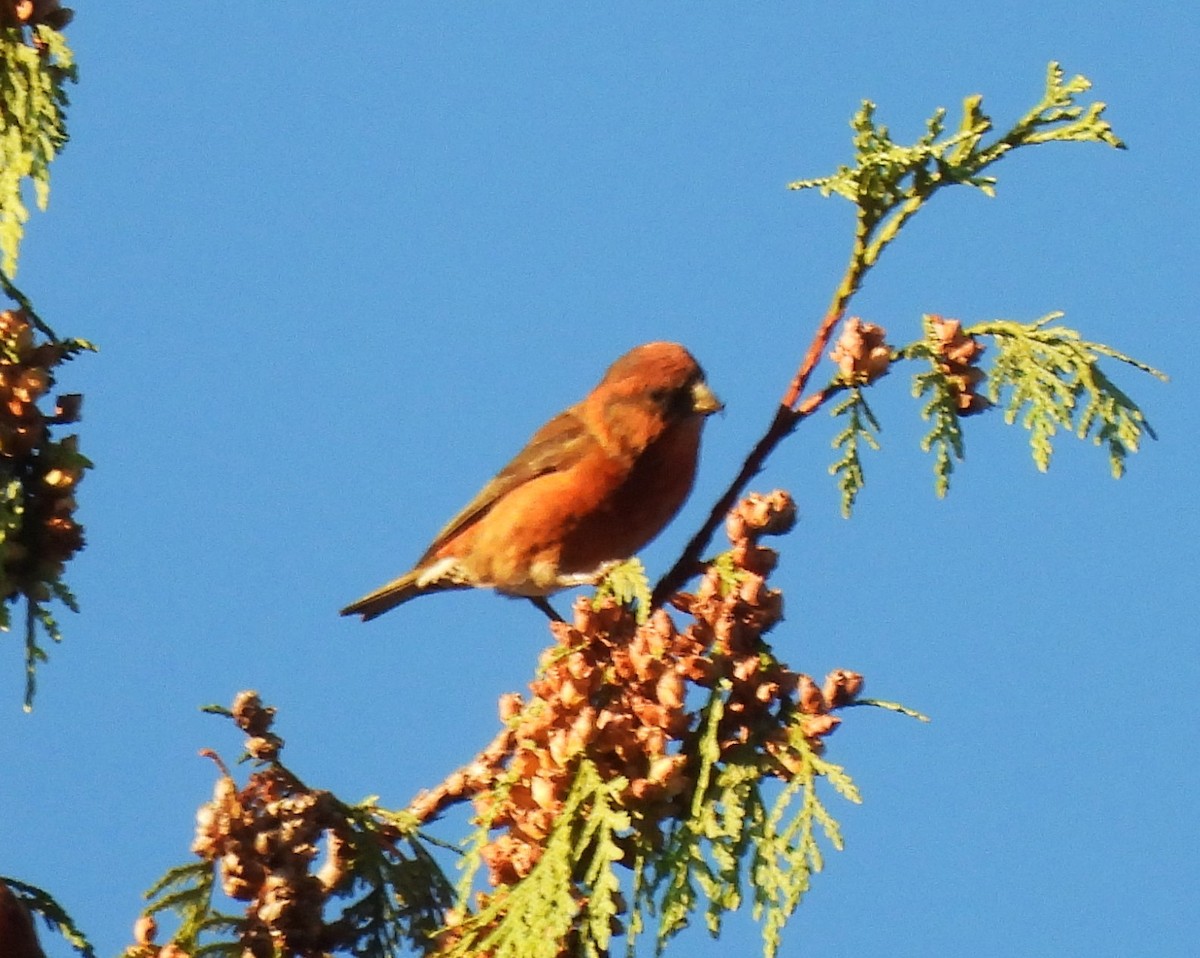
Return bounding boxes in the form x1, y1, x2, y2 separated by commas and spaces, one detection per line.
528, 596, 565, 623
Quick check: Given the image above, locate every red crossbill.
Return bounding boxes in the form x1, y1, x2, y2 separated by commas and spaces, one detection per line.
340, 342, 721, 621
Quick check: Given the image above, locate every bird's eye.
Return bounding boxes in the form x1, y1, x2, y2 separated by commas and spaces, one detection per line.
650, 386, 689, 414
649, 384, 697, 418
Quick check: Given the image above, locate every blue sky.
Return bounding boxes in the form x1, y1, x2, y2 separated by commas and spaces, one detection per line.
3, 3, 1197, 956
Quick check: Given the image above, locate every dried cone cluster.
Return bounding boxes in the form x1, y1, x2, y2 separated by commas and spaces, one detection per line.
127, 692, 354, 958
1, 0, 72, 29
674, 491, 862, 766
928, 315, 988, 414
468, 598, 704, 889
119, 494, 865, 958
0, 308, 87, 602
432, 490, 864, 946
830, 317, 891, 384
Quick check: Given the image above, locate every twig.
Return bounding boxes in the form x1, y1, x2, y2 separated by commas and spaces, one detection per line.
0, 269, 58, 341
407, 723, 516, 824
782, 308, 846, 408
528, 596, 565, 622
650, 381, 846, 608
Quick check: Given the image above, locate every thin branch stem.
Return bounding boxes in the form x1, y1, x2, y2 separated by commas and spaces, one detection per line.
651, 216, 874, 610
650, 382, 846, 608
0, 269, 58, 341
407, 722, 516, 824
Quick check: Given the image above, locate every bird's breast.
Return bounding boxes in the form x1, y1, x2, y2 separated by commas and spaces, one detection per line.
433, 414, 705, 595
556, 415, 704, 574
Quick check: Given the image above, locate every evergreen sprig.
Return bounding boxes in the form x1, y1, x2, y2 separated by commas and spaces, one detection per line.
334, 800, 456, 958
887, 312, 1162, 499
135, 801, 453, 958
0, 26, 76, 275
594, 558, 653, 624
0, 332, 97, 711
707, 550, 748, 594
446, 759, 633, 958
648, 681, 731, 947
829, 387, 883, 516
138, 861, 238, 955
970, 314, 1163, 475
910, 372, 969, 500
788, 62, 1123, 279
641, 684, 863, 958
845, 697, 931, 722
753, 730, 859, 956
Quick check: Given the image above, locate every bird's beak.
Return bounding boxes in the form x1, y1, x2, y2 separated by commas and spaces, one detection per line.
691, 380, 724, 416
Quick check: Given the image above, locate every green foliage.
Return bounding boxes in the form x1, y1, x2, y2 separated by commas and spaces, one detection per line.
789, 62, 1123, 282
336, 800, 457, 957
707, 550, 747, 594
751, 739, 857, 953
638, 684, 861, 958
912, 364, 966, 498
1, 874, 97, 957
970, 314, 1164, 476
450, 681, 865, 958
143, 807, 455, 957
139, 861, 236, 955
829, 387, 882, 517
845, 697, 931, 723
0, 477, 23, 630
449, 760, 632, 958
0, 333, 96, 711
0, 477, 63, 714
593, 557, 652, 623
788, 63, 1160, 510
645, 685, 730, 946
24, 590, 72, 711
0, 26, 76, 275
887, 313, 1163, 499
907, 319, 971, 499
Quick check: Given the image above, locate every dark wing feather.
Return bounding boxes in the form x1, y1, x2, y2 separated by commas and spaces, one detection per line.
417, 408, 594, 564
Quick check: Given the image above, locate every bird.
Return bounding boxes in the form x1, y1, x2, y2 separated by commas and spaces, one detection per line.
340, 341, 722, 622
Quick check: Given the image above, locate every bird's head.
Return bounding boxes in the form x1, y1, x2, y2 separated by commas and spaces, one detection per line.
600, 341, 723, 421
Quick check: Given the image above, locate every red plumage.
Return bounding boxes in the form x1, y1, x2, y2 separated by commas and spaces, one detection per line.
341, 342, 721, 621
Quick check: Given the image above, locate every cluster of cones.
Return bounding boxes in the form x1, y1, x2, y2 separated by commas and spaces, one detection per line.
830, 317, 891, 385
431, 491, 863, 950
124, 493, 864, 956
828, 314, 988, 414
0, 308, 86, 604
127, 693, 355, 958
926, 315, 988, 414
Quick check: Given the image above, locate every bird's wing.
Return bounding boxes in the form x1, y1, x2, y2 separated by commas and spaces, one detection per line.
417, 408, 596, 563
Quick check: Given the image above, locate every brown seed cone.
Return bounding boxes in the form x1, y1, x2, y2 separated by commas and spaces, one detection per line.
823, 669, 865, 708
928, 315, 989, 415
830, 317, 892, 384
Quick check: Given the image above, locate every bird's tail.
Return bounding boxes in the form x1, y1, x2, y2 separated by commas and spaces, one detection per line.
339, 570, 465, 622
